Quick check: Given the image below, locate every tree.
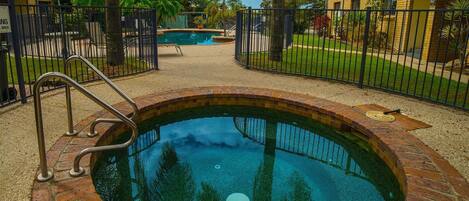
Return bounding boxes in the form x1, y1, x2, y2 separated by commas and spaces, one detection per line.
105, 0, 125, 66
143, 0, 183, 24
270, 0, 285, 61
261, 0, 271, 8
204, 0, 241, 36
442, 0, 469, 70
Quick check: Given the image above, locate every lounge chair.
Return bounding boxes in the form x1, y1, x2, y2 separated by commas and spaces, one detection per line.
85, 22, 136, 56
158, 43, 183, 56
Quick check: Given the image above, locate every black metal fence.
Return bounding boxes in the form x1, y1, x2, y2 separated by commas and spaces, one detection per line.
0, 3, 158, 107
235, 8, 469, 110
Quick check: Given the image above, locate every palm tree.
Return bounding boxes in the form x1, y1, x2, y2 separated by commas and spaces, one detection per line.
442, 0, 469, 71
138, 0, 182, 25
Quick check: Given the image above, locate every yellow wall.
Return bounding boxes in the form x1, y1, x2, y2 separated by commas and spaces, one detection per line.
15, 0, 53, 13
325, 0, 464, 63
327, 0, 367, 10
393, 0, 431, 53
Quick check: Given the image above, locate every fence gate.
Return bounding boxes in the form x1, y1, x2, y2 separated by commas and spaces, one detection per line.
0, 2, 158, 108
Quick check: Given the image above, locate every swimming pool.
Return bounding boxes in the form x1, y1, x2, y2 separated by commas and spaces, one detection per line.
158, 31, 222, 45
92, 105, 403, 201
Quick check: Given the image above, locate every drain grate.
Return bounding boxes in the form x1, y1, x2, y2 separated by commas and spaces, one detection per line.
365, 111, 396, 122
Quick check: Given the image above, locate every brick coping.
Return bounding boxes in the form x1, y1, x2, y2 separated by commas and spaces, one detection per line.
31, 86, 469, 201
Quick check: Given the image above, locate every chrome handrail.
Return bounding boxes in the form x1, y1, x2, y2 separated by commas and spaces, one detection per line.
34, 72, 138, 182
64, 55, 138, 137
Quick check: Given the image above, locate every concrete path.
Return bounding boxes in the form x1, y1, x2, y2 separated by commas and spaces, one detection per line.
0, 43, 468, 201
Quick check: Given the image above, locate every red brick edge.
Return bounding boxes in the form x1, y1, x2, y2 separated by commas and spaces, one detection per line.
31, 86, 469, 201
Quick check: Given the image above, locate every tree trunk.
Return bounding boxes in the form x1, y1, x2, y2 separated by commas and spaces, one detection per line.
270, 0, 285, 61
105, 0, 125, 66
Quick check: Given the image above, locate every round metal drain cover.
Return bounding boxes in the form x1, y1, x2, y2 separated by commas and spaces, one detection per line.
365, 111, 396, 122
226, 193, 250, 201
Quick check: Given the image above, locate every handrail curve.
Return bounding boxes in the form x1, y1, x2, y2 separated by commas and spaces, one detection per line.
34, 72, 138, 181
64, 55, 138, 137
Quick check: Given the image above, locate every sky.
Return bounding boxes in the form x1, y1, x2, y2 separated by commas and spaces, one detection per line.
241, 0, 262, 8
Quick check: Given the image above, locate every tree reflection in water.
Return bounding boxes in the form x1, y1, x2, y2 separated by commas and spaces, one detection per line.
151, 143, 195, 201
253, 119, 313, 201
282, 172, 313, 201
197, 182, 222, 201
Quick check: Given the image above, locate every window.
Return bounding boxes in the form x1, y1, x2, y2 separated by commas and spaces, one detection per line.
334, 2, 341, 9
384, 0, 397, 9
334, 2, 342, 16
383, 0, 397, 14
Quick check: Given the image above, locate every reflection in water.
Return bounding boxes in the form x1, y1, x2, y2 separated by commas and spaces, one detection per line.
197, 182, 222, 201
283, 172, 313, 201
93, 106, 403, 201
234, 117, 399, 201
151, 143, 195, 201
253, 119, 276, 201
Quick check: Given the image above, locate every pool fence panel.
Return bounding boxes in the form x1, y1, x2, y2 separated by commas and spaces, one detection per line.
235, 8, 469, 110
0, 2, 158, 108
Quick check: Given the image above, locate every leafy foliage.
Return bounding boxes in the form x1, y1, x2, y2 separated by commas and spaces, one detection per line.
442, 0, 469, 68
193, 15, 207, 25
196, 182, 222, 201
151, 143, 196, 201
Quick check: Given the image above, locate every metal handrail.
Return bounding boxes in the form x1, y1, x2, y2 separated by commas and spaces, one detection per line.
34, 72, 138, 182
64, 55, 138, 137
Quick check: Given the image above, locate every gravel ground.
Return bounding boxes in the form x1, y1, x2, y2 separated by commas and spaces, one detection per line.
0, 44, 468, 201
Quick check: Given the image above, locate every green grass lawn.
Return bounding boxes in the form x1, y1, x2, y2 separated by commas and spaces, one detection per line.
5, 56, 150, 85
244, 47, 469, 109
292, 34, 358, 51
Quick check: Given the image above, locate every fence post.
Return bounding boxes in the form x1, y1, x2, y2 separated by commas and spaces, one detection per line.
8, 0, 27, 103
358, 7, 371, 89
151, 9, 158, 70
0, 45, 9, 102
235, 11, 242, 60
137, 10, 144, 59
245, 7, 252, 68
58, 4, 67, 60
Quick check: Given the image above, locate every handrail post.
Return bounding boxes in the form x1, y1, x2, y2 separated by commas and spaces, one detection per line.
33, 86, 53, 182
64, 86, 78, 135
358, 7, 371, 88
33, 72, 138, 181
64, 59, 78, 136
64, 55, 139, 137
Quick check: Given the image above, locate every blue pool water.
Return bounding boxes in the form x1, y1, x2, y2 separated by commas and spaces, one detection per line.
92, 106, 403, 201
158, 31, 221, 45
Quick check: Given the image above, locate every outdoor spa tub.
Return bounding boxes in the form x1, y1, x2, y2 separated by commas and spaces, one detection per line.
32, 87, 469, 201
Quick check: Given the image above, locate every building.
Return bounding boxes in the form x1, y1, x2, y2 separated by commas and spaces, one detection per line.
327, 0, 460, 63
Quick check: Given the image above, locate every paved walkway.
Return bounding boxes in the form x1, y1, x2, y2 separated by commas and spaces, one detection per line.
0, 43, 468, 201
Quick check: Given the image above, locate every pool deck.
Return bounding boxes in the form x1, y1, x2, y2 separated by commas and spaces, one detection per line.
0, 43, 468, 201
